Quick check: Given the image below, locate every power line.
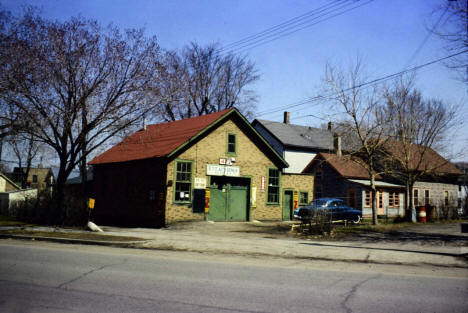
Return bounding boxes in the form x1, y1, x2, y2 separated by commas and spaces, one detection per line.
403, 5, 449, 69
221, 0, 374, 55
257, 49, 468, 117
220, 0, 348, 52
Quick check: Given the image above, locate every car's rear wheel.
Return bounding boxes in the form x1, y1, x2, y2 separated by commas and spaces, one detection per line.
350, 215, 361, 224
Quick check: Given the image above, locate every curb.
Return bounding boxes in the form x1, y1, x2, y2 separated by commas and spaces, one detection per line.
2, 233, 467, 269
0, 234, 146, 248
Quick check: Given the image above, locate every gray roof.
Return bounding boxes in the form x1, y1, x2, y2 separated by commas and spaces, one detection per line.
255, 119, 334, 150
65, 168, 93, 185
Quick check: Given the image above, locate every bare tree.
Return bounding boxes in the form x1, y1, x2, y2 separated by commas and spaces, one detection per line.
431, 0, 468, 82
383, 78, 458, 221
6, 131, 41, 188
154, 42, 259, 121
322, 59, 389, 225
0, 8, 162, 221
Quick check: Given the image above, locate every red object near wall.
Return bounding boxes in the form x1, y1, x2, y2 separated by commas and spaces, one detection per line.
417, 206, 427, 223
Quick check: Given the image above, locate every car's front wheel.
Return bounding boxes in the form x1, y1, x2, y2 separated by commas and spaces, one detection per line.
350, 215, 361, 224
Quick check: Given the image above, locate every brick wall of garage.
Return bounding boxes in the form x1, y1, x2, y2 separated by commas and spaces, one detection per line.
165, 119, 283, 224
281, 173, 315, 205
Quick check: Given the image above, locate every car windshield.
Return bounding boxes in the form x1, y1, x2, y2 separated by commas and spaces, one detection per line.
312, 199, 327, 207
329, 200, 345, 207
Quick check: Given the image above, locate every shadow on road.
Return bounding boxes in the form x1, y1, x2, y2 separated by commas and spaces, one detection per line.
350, 230, 468, 246
300, 241, 467, 258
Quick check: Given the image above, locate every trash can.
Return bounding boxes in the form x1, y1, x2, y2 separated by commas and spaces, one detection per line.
426, 205, 435, 222
416, 206, 426, 223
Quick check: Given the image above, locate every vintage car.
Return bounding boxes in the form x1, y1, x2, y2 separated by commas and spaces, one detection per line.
293, 198, 362, 224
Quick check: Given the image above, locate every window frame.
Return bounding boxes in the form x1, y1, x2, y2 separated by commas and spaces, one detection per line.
173, 159, 194, 204
364, 190, 372, 207
347, 188, 357, 209
266, 167, 280, 205
299, 191, 309, 205
424, 189, 430, 206
314, 185, 323, 200
413, 188, 420, 207
394, 192, 400, 207
226, 132, 237, 156
444, 190, 449, 207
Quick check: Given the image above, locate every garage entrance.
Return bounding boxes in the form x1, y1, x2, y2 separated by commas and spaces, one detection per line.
208, 176, 250, 222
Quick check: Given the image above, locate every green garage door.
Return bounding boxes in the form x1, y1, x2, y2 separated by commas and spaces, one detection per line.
208, 184, 248, 221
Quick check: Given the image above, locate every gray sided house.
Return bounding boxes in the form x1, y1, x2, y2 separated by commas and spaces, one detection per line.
303, 153, 405, 217
380, 142, 462, 218
252, 112, 338, 174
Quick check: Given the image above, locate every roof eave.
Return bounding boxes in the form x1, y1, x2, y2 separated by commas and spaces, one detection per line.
170, 110, 289, 168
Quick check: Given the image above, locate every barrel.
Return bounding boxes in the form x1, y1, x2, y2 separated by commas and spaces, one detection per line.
417, 206, 426, 223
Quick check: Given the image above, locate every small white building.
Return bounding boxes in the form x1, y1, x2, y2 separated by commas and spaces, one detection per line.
0, 173, 37, 215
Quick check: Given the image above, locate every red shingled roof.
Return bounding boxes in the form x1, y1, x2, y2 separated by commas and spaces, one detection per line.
303, 153, 382, 179
383, 141, 462, 175
89, 109, 233, 165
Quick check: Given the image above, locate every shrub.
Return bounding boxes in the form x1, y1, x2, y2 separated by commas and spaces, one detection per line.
8, 191, 88, 226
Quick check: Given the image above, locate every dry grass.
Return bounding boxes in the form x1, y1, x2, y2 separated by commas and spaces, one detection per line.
0, 229, 145, 242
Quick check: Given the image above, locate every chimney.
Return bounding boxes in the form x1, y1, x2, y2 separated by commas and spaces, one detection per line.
283, 111, 290, 124
327, 121, 333, 132
143, 115, 147, 131
334, 134, 342, 157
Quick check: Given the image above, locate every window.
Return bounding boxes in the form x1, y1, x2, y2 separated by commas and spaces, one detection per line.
347, 189, 357, 209
364, 190, 371, 207
314, 169, 323, 200
387, 191, 400, 208
175, 161, 192, 202
149, 190, 156, 201
299, 192, 308, 205
389, 192, 394, 207
32, 175, 38, 183
424, 189, 430, 206
413, 189, 419, 206
378, 192, 383, 208
314, 185, 322, 199
314, 169, 322, 182
227, 133, 236, 155
444, 191, 449, 206
267, 168, 280, 203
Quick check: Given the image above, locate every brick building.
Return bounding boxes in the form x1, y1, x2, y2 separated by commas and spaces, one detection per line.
89, 108, 314, 227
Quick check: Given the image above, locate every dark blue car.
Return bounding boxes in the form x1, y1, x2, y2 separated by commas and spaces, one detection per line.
293, 198, 362, 224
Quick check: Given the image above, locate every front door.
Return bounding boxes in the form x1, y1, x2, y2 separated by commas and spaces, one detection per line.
209, 184, 228, 221
283, 190, 293, 220
378, 191, 384, 215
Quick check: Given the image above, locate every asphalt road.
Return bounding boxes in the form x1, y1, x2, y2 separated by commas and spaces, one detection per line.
0, 240, 467, 313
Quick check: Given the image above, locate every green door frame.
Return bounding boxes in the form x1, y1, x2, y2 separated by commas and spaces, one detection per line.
207, 176, 251, 222
282, 189, 294, 221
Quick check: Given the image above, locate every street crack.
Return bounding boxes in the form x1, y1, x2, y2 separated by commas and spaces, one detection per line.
57, 258, 128, 289
340, 274, 381, 313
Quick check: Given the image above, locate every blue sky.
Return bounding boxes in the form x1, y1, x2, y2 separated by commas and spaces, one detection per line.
2, 0, 467, 160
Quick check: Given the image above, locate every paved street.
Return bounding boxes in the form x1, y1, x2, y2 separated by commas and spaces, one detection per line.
1, 240, 467, 313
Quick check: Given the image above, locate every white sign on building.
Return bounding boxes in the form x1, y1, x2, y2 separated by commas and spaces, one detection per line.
194, 177, 207, 189
206, 164, 240, 177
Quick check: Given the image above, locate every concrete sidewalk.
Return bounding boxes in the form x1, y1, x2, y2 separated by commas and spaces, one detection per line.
100, 222, 468, 268
2, 221, 467, 268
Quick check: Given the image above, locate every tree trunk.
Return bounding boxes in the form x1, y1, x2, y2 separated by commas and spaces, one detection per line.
371, 174, 378, 225
407, 180, 416, 222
